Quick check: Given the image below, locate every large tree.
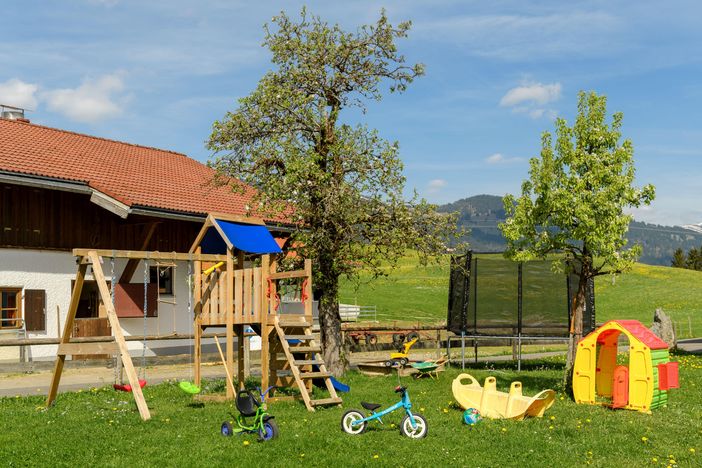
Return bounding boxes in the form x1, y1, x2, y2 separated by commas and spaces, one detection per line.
207, 9, 457, 374
499, 91, 655, 389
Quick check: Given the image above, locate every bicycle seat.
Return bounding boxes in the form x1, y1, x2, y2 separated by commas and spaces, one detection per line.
361, 402, 382, 411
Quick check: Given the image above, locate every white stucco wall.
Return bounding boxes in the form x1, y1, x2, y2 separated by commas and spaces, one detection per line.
0, 249, 207, 362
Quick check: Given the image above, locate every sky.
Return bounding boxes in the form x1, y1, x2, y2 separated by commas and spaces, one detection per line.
1, 0, 701, 226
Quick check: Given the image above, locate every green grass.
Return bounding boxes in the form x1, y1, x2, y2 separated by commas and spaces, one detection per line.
340, 253, 702, 337
2, 355, 701, 466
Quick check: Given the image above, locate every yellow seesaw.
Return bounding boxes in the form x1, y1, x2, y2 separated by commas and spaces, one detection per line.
452, 373, 555, 420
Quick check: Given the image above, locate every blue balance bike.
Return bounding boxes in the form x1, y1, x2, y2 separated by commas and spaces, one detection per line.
341, 385, 428, 438
221, 386, 278, 442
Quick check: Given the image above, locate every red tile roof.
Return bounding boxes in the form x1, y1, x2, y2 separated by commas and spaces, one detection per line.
0, 119, 288, 223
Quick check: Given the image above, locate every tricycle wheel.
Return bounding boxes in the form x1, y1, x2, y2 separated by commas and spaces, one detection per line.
365, 333, 378, 345
341, 410, 367, 435
400, 414, 428, 439
258, 419, 279, 441
221, 421, 234, 437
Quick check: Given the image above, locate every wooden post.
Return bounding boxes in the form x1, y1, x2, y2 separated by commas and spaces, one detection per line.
194, 246, 202, 386
237, 325, 245, 389
89, 251, 150, 421
260, 255, 270, 392
225, 249, 235, 398
303, 259, 313, 322
47, 261, 87, 407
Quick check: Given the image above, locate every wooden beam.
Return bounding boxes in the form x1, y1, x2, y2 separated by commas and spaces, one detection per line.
189, 217, 212, 254
268, 270, 308, 280
46, 261, 87, 408
57, 342, 119, 356
194, 245, 202, 387
72, 249, 227, 262
119, 222, 159, 283
89, 251, 151, 421
260, 254, 270, 392
208, 212, 266, 226
213, 335, 237, 398
225, 249, 234, 398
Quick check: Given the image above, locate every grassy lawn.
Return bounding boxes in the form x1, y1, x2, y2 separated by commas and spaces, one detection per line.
2, 354, 701, 466
340, 253, 702, 338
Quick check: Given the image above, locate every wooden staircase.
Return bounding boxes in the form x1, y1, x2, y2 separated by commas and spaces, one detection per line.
273, 315, 342, 411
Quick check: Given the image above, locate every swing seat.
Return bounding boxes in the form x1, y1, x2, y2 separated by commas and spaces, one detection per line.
179, 381, 201, 395
113, 379, 147, 393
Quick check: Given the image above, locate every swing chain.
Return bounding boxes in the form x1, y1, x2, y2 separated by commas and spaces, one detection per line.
187, 255, 193, 382
111, 251, 119, 384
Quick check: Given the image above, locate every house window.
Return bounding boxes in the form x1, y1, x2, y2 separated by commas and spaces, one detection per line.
0, 288, 22, 329
150, 266, 173, 295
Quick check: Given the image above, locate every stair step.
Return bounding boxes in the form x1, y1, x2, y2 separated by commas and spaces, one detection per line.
284, 334, 315, 340
288, 346, 321, 353
279, 320, 312, 328
293, 359, 323, 366
310, 397, 343, 406
299, 371, 330, 379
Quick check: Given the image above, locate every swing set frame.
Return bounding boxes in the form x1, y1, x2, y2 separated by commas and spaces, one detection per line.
45, 249, 227, 421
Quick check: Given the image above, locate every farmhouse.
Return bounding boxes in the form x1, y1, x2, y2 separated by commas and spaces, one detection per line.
0, 112, 291, 362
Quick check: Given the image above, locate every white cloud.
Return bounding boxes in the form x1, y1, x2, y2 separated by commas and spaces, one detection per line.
43, 73, 127, 123
427, 178, 447, 193
0, 78, 39, 109
500, 82, 561, 107
500, 82, 561, 119
485, 153, 523, 165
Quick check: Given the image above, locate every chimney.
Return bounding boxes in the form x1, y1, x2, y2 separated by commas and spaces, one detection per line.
0, 104, 30, 122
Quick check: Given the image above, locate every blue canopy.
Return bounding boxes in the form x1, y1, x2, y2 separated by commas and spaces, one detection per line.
200, 219, 283, 255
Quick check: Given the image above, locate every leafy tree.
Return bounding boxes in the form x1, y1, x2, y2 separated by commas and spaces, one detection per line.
499, 91, 655, 389
671, 248, 686, 268
207, 9, 458, 374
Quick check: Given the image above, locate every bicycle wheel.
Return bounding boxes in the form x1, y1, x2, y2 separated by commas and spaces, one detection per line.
341, 410, 367, 435
400, 414, 428, 439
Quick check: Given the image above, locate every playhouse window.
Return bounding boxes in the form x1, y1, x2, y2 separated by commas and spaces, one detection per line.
150, 266, 173, 295
0, 288, 22, 329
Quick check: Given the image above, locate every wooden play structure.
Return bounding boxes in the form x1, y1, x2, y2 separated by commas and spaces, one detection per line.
45, 213, 341, 421
190, 214, 341, 411
572, 320, 679, 413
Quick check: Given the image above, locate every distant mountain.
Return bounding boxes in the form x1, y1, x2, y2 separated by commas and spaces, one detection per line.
438, 194, 702, 266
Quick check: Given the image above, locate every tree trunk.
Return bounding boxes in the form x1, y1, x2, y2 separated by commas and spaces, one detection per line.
564, 265, 588, 394
316, 257, 347, 376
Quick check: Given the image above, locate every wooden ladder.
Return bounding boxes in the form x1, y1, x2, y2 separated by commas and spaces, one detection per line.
273, 315, 342, 411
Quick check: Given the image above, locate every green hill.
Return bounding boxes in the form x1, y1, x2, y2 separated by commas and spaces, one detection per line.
437, 194, 702, 265
339, 253, 702, 338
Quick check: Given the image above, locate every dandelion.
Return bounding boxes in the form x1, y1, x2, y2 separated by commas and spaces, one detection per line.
243, 441, 250, 446
586, 418, 591, 423
690, 448, 696, 453
373, 455, 379, 459
300, 454, 305, 458
642, 437, 649, 443
443, 408, 449, 413
420, 407, 425, 412
550, 415, 556, 420
501, 428, 507, 432
652, 457, 658, 462
549, 425, 554, 430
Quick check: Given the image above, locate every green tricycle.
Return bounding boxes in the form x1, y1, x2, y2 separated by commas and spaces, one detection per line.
221, 386, 278, 442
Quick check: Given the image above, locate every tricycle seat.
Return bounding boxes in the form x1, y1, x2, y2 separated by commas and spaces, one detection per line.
361, 402, 382, 411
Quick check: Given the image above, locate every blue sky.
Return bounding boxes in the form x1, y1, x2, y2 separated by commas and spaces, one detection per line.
1, 1, 701, 225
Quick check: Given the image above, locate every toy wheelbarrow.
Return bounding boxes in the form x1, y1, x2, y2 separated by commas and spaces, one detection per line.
410, 357, 447, 379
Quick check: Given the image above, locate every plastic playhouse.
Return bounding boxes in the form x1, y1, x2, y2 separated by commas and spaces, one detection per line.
573, 320, 679, 413
452, 373, 555, 420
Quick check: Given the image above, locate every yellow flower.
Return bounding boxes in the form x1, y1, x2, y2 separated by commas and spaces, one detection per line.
373, 455, 379, 459
549, 425, 554, 430
690, 448, 696, 453
550, 415, 556, 420
443, 408, 449, 413
420, 407, 425, 412
586, 419, 591, 423
300, 454, 305, 458
243, 441, 250, 446
501, 428, 507, 432
652, 457, 658, 462
642, 436, 649, 442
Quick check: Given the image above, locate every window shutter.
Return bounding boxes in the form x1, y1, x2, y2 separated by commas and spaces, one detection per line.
24, 289, 46, 332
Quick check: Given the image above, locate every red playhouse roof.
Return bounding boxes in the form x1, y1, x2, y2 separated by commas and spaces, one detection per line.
606, 320, 670, 350
0, 119, 290, 223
